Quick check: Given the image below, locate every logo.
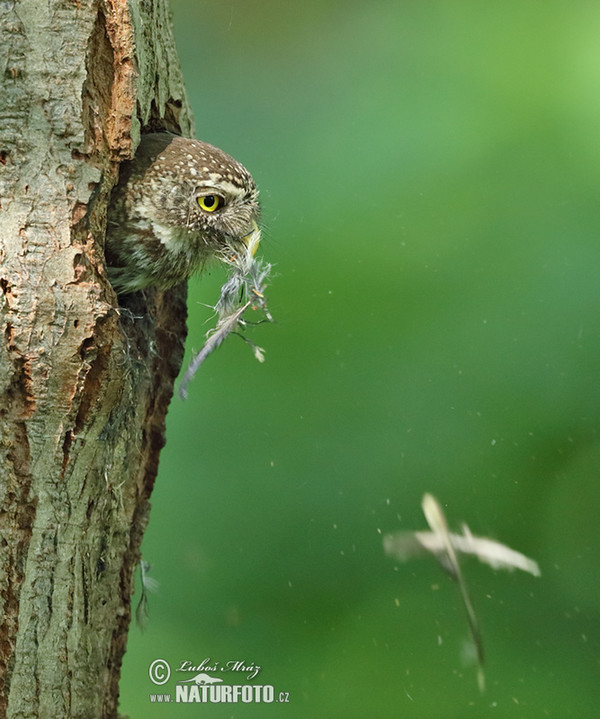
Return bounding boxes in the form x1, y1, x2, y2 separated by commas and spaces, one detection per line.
148, 659, 170, 685
147, 657, 291, 705
178, 672, 223, 686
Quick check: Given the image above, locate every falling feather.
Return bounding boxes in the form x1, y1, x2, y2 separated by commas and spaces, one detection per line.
384, 493, 540, 692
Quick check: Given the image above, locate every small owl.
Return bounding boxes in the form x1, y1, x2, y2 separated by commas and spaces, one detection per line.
105, 133, 260, 293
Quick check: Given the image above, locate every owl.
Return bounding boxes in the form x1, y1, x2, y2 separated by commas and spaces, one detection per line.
105, 133, 261, 293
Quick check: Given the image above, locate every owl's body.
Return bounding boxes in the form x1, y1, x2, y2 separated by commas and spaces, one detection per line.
105, 133, 260, 293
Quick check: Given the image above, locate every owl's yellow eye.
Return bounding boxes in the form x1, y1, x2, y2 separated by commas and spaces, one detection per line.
197, 194, 224, 212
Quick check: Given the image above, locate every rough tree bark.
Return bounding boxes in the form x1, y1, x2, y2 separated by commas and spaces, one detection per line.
0, 1, 193, 716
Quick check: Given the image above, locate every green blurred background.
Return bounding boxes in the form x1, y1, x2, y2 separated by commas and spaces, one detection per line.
120, 1, 600, 716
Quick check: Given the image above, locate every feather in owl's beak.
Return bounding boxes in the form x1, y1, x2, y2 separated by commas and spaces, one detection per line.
179, 217, 272, 399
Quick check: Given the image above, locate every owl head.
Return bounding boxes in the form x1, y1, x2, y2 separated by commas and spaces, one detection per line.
107, 133, 262, 292
147, 136, 259, 242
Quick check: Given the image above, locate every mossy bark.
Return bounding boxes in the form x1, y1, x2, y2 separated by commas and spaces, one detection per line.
0, 1, 193, 716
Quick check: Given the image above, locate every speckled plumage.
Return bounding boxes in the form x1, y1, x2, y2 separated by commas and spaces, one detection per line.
105, 133, 260, 293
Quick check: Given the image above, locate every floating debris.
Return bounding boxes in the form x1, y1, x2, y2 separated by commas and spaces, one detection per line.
135, 559, 159, 630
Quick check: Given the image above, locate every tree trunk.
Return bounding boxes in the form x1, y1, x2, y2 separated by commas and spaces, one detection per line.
0, 1, 193, 716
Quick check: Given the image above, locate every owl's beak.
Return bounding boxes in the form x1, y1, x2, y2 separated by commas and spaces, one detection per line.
240, 219, 261, 257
